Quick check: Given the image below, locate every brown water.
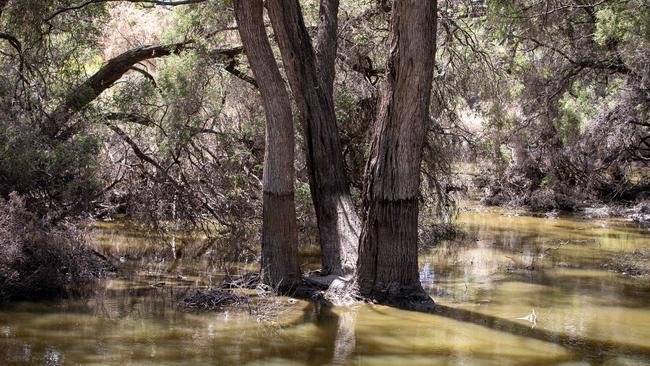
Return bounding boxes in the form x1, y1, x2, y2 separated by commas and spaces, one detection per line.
1, 208, 650, 365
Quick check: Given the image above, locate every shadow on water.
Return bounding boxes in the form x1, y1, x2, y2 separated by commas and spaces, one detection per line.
506, 270, 650, 309
425, 304, 650, 365
302, 290, 650, 365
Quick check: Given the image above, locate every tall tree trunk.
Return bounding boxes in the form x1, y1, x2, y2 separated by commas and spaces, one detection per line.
357, 0, 437, 305
234, 0, 301, 291
266, 0, 360, 278
315, 0, 339, 97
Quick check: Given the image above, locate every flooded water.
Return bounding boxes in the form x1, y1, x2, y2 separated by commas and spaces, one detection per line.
1, 207, 650, 365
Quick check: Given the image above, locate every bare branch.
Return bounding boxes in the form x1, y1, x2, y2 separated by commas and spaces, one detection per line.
104, 112, 153, 126
46, 0, 207, 22
50, 42, 248, 140
129, 66, 158, 88
0, 32, 22, 53
224, 59, 258, 88
103, 121, 182, 189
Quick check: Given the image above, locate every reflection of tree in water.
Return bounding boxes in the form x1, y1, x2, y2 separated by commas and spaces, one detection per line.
309, 304, 358, 365
332, 308, 357, 364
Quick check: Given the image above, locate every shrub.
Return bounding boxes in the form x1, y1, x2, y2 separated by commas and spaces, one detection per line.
0, 193, 111, 302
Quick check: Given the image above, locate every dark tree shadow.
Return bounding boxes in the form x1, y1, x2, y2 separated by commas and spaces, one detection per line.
391, 302, 650, 365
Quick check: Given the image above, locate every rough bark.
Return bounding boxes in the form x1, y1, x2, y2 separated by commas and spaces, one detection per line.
266, 0, 360, 278
357, 0, 437, 306
0, 0, 7, 17
234, 0, 301, 291
314, 0, 339, 97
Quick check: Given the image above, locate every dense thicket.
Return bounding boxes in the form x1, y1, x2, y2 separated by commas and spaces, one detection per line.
465, 0, 650, 209
0, 0, 455, 245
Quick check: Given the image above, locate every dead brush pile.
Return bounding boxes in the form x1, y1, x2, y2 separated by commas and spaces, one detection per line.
0, 193, 112, 302
179, 289, 251, 310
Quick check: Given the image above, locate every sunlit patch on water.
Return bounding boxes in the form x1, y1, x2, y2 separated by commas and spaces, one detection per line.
44, 348, 62, 366
0, 207, 649, 365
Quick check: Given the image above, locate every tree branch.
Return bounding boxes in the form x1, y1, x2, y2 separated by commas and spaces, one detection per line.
224, 59, 258, 88
104, 112, 153, 126
0, 32, 22, 53
49, 42, 190, 139
103, 121, 182, 189
46, 0, 207, 22
516, 34, 632, 76
50, 42, 247, 140
130, 66, 158, 88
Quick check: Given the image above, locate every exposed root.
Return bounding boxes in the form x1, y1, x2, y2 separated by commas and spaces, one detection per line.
185, 272, 437, 312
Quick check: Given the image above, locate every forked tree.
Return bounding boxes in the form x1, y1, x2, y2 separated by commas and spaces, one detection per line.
266, 0, 360, 278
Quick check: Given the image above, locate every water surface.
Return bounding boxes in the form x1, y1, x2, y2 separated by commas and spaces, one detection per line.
1, 208, 649, 365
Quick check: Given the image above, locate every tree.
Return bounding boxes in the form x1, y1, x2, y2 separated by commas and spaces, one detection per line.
356, 0, 437, 306
233, 0, 301, 291
266, 0, 360, 278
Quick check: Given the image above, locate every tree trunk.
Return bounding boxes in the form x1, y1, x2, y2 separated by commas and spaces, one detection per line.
234, 0, 301, 291
266, 0, 360, 278
315, 0, 339, 98
357, 0, 437, 306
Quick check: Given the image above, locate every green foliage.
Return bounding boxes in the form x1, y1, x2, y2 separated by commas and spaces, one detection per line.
557, 83, 593, 143
162, 0, 232, 45
593, 0, 648, 45
295, 181, 311, 201
539, 172, 556, 190
0, 119, 102, 217
498, 143, 512, 163
334, 90, 357, 125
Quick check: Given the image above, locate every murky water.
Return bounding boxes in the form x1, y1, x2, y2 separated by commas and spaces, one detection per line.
1, 208, 649, 365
